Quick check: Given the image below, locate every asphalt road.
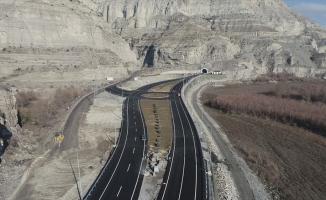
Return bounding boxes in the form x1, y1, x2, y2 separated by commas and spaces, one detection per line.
192, 83, 254, 200
83, 80, 180, 200
84, 77, 206, 200
157, 78, 206, 200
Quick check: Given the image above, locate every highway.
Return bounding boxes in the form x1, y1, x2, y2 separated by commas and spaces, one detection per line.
83, 80, 180, 200
157, 78, 206, 200
191, 83, 254, 200
84, 77, 206, 200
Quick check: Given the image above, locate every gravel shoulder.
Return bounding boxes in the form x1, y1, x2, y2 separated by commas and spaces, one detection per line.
201, 82, 326, 200
180, 75, 278, 200
9, 92, 125, 200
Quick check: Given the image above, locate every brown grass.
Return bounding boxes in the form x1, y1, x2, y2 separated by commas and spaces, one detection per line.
263, 82, 326, 104
201, 83, 326, 200
208, 93, 326, 136
148, 80, 180, 92
142, 93, 169, 98
140, 100, 172, 157
254, 72, 306, 82
204, 108, 326, 200
16, 86, 90, 128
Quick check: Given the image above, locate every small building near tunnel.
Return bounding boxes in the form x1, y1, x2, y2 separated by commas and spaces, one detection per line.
211, 70, 222, 75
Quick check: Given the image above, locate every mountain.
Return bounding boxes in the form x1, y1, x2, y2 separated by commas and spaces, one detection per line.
94, 0, 326, 78
0, 0, 326, 81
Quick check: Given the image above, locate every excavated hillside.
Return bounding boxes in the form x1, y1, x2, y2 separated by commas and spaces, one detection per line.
0, 0, 326, 199
81, 0, 326, 78
0, 0, 137, 84
1, 0, 326, 82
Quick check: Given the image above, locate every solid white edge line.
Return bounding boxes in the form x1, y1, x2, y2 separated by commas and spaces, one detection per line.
99, 93, 133, 200
179, 98, 198, 200
130, 98, 146, 199
161, 99, 177, 199
174, 97, 186, 200
94, 81, 179, 200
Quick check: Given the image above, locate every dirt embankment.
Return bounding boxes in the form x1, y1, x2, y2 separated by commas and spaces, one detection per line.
201, 82, 326, 200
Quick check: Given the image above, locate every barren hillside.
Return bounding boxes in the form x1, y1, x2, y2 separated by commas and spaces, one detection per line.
80, 0, 326, 78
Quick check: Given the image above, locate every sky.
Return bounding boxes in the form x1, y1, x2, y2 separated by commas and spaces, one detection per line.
283, 0, 326, 28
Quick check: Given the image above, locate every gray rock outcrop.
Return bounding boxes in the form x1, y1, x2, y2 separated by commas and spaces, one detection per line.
79, 0, 326, 78
1, 0, 326, 81
0, 0, 137, 81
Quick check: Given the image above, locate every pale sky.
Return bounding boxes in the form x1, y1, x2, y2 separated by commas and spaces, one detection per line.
283, 0, 326, 28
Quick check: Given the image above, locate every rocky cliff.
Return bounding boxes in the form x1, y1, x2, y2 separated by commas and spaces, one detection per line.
0, 0, 137, 81
79, 0, 326, 78
1, 0, 326, 81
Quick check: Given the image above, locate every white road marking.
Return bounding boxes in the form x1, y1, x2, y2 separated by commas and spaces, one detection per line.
116, 186, 122, 197
135, 137, 137, 141
98, 95, 134, 200
130, 99, 147, 199
134, 116, 135, 119
179, 97, 198, 200
127, 164, 131, 171
161, 101, 177, 198
135, 122, 136, 125
174, 99, 186, 200
133, 148, 135, 154
136, 128, 137, 132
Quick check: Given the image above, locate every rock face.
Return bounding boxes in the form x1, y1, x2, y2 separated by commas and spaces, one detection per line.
0, 0, 137, 81
1, 0, 326, 81
81, 0, 326, 78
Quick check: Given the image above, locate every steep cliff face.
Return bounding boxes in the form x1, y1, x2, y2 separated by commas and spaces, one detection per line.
78, 0, 326, 78
1, 0, 326, 80
0, 0, 137, 80
102, 0, 324, 36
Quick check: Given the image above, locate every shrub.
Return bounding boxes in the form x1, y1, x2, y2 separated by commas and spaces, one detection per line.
16, 91, 38, 108
263, 83, 326, 104
209, 93, 326, 136
16, 86, 87, 128
254, 72, 304, 82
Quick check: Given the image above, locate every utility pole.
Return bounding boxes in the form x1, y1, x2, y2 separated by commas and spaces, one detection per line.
68, 156, 82, 200
93, 80, 98, 106
113, 121, 116, 147
77, 149, 82, 197
207, 125, 213, 176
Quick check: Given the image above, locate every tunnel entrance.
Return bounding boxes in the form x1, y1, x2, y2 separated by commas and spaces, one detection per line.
201, 68, 208, 73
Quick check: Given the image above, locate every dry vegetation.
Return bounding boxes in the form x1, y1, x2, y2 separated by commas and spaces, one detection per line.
254, 72, 308, 82
142, 93, 169, 98
264, 83, 326, 103
16, 86, 90, 128
206, 82, 326, 136
147, 80, 180, 92
202, 81, 326, 200
140, 100, 172, 157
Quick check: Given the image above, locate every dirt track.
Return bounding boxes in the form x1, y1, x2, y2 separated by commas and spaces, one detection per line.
201, 82, 326, 200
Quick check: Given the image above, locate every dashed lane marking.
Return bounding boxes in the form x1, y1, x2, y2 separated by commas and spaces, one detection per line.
117, 186, 122, 197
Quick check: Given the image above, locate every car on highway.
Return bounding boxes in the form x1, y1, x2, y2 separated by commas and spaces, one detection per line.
141, 134, 146, 141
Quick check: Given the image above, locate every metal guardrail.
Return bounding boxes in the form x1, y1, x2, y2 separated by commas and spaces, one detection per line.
182, 75, 255, 200
181, 75, 210, 200
181, 75, 227, 200
81, 68, 185, 199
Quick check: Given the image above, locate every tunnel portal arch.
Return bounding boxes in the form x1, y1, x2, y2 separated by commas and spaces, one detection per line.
201, 68, 208, 73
